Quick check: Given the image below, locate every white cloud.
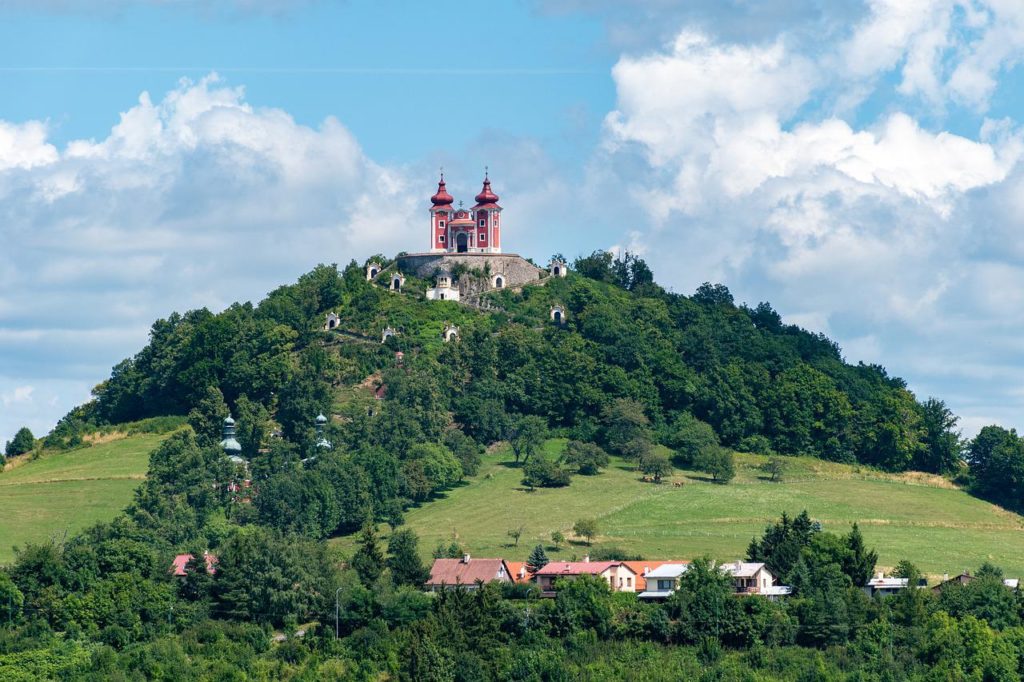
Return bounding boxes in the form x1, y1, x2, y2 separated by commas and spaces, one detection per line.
599, 27, 1024, 436
1, 385, 34, 406
0, 74, 420, 445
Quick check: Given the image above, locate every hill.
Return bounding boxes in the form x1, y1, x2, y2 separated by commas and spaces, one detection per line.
0, 432, 166, 564
333, 440, 1024, 578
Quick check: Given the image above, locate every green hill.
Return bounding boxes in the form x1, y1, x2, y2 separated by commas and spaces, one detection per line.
334, 439, 1024, 578
0, 432, 165, 564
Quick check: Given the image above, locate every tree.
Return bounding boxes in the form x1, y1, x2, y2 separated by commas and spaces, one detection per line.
695, 446, 735, 482
387, 529, 430, 587
506, 526, 524, 547
187, 386, 230, 448
842, 523, 877, 587
551, 531, 565, 550
573, 518, 598, 546
511, 415, 547, 464
4, 427, 35, 458
234, 393, 270, 458
915, 398, 963, 474
522, 457, 571, 489
180, 549, 213, 602
562, 440, 609, 475
351, 521, 385, 586
526, 544, 550, 573
667, 413, 718, 467
640, 452, 673, 483
760, 457, 786, 482
601, 399, 651, 456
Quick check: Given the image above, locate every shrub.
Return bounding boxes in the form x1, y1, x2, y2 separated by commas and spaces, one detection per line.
523, 458, 571, 489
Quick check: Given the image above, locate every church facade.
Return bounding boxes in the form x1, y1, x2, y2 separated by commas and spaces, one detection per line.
396, 173, 547, 299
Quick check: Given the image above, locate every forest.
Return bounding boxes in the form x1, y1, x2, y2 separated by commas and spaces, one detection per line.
3, 251, 1024, 679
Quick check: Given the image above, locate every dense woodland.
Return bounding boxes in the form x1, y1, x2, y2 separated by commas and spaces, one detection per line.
4, 252, 1024, 679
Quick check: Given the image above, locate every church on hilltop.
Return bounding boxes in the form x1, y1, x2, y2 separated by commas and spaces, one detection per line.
428, 171, 502, 254
394, 172, 562, 302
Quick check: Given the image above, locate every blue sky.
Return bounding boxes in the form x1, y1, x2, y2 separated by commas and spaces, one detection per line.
4, 0, 1024, 446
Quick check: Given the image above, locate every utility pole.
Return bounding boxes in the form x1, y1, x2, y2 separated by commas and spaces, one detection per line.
335, 587, 343, 640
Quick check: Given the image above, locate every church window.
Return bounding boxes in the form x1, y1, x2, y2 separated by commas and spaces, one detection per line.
479, 233, 486, 241
479, 219, 486, 227
439, 220, 445, 228
439, 234, 445, 242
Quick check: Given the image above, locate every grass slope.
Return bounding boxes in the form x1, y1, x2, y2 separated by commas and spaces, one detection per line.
336, 440, 1024, 579
0, 433, 165, 564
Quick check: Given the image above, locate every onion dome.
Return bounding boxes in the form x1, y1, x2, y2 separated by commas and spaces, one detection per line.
474, 173, 499, 206
316, 413, 328, 425
220, 415, 242, 454
431, 173, 454, 207
315, 413, 332, 450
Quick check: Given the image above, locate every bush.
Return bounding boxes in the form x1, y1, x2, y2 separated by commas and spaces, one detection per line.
523, 458, 571, 489
562, 441, 609, 475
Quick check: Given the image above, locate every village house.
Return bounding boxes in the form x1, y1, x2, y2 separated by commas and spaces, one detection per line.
533, 559, 638, 596
170, 552, 217, 577
931, 571, 1019, 593
425, 555, 512, 591
863, 574, 909, 598
718, 561, 792, 598
637, 563, 690, 600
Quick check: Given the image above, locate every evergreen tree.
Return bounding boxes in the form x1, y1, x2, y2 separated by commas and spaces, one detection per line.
526, 544, 550, 573
387, 528, 429, 587
180, 549, 213, 602
843, 523, 877, 587
351, 521, 385, 586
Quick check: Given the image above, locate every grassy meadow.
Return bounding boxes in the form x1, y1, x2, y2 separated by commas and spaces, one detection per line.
0, 433, 164, 564
334, 439, 1024, 579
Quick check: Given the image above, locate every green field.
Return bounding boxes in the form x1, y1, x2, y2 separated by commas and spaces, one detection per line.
334, 440, 1024, 579
0, 433, 164, 564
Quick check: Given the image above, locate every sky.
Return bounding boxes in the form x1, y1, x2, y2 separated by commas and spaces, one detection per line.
3, 0, 1024, 446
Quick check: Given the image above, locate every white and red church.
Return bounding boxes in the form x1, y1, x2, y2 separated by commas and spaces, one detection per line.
428, 173, 502, 254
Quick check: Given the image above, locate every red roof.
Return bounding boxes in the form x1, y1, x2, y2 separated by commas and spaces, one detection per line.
505, 561, 536, 584
622, 560, 690, 591
426, 557, 512, 587
170, 552, 217, 577
534, 561, 634, 577
430, 175, 454, 207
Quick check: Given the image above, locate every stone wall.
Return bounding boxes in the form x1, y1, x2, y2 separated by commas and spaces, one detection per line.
396, 253, 546, 289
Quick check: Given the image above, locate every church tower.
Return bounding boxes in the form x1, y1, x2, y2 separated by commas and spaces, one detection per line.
429, 172, 454, 253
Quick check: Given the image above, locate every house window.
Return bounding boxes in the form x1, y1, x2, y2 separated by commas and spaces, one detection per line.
657, 579, 673, 591
626, 577, 632, 587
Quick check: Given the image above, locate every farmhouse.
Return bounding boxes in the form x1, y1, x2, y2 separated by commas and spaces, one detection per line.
425, 555, 512, 591
719, 561, 788, 596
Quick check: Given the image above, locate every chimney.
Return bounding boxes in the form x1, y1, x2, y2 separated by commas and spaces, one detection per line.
462, 554, 471, 564
943, 573, 949, 582
583, 555, 590, 563
876, 571, 884, 580
519, 566, 526, 579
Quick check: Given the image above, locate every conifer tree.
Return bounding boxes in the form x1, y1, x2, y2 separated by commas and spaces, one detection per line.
526, 544, 550, 573
842, 523, 877, 587
351, 521, 385, 586
387, 528, 430, 587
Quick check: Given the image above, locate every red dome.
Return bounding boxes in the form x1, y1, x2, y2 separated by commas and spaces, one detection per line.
431, 174, 454, 207
474, 175, 499, 206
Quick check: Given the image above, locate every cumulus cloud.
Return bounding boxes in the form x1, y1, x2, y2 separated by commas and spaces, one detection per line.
599, 25, 1024, 435
0, 74, 418, 444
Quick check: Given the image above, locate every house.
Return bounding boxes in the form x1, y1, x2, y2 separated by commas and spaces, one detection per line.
637, 563, 690, 600
533, 559, 638, 596
505, 562, 535, 585
170, 552, 217, 577
425, 555, 512, 591
623, 561, 689, 593
863, 574, 909, 598
932, 572, 1020, 593
719, 561, 791, 597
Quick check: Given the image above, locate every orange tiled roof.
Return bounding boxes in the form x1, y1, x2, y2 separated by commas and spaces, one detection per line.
622, 560, 690, 592
506, 561, 536, 584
